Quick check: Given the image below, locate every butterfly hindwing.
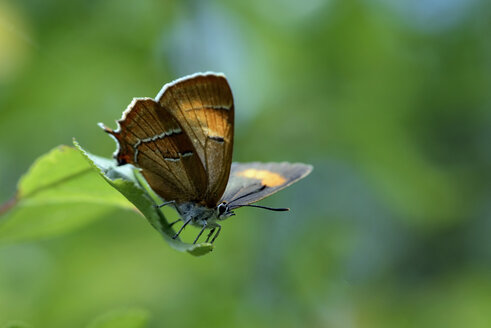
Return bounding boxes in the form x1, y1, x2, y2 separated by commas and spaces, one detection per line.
221, 162, 313, 209
156, 73, 234, 207
100, 98, 208, 202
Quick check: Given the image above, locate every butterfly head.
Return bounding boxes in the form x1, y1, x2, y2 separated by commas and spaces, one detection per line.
216, 201, 235, 221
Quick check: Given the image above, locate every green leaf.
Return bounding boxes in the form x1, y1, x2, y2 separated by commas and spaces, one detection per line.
86, 308, 149, 328
0, 145, 132, 243
73, 140, 213, 256
0, 142, 213, 256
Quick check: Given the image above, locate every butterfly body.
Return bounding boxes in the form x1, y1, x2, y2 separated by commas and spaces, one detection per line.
100, 72, 312, 244
175, 201, 234, 229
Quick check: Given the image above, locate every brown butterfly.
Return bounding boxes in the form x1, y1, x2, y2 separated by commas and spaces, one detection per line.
99, 73, 312, 244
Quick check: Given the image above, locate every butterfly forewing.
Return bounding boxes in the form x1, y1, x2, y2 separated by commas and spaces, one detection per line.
157, 73, 234, 207
222, 162, 313, 209
100, 98, 207, 202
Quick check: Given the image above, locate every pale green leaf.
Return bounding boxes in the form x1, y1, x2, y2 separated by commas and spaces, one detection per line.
0, 143, 214, 256
0, 145, 132, 243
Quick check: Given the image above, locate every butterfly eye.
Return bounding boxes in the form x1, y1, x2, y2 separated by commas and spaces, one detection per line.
217, 202, 227, 216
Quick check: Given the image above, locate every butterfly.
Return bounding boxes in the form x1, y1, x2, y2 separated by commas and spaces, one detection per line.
99, 72, 312, 244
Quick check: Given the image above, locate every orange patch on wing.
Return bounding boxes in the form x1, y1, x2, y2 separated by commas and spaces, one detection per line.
238, 169, 286, 187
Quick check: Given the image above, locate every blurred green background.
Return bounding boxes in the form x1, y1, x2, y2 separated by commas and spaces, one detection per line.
1, 0, 491, 327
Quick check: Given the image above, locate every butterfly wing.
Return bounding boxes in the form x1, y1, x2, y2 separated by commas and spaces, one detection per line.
100, 98, 208, 203
221, 162, 313, 209
156, 73, 234, 207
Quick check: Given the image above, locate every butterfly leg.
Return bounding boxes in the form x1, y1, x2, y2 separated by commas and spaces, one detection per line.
155, 200, 176, 208
172, 217, 192, 239
211, 224, 222, 244
168, 219, 181, 227
193, 221, 207, 244
205, 228, 216, 243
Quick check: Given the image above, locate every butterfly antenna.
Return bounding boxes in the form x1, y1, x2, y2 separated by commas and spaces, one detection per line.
228, 185, 266, 204
237, 204, 290, 211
